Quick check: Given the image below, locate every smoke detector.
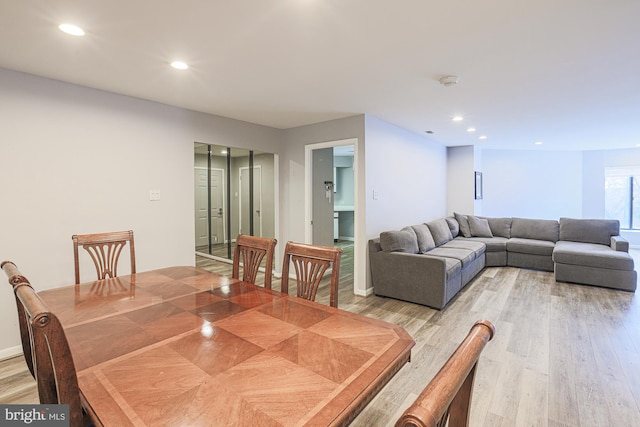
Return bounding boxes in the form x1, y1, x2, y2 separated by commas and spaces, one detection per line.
439, 75, 459, 86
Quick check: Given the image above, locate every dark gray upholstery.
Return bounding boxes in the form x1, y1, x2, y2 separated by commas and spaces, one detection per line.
411, 223, 436, 253
554, 241, 634, 270
559, 218, 619, 246
454, 212, 471, 237
379, 228, 418, 253
511, 218, 559, 242
427, 219, 453, 247
370, 215, 636, 311
481, 217, 512, 238
468, 216, 493, 237
445, 217, 460, 238
507, 238, 556, 256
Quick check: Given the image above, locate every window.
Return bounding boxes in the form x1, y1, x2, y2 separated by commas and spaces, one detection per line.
605, 166, 640, 229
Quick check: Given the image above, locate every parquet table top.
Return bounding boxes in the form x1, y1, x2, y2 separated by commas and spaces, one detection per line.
38, 266, 414, 426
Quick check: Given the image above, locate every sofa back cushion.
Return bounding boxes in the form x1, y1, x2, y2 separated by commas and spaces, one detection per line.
427, 218, 453, 247
379, 227, 419, 253
559, 218, 620, 246
454, 212, 472, 237
445, 217, 460, 238
511, 218, 559, 242
411, 224, 436, 253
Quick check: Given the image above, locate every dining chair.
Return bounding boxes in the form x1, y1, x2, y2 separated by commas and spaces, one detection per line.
395, 320, 496, 427
72, 230, 136, 284
281, 241, 343, 308
2, 261, 92, 427
2, 261, 35, 378
232, 234, 277, 289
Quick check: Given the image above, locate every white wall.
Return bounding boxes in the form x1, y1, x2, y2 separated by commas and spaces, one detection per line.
281, 116, 366, 293
480, 149, 583, 219
447, 146, 477, 215
0, 68, 282, 357
364, 115, 447, 236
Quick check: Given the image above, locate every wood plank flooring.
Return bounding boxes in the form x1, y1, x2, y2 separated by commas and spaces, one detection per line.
2, 245, 639, 426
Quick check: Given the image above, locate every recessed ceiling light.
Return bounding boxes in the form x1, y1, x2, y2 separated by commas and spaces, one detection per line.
452, 116, 463, 122
467, 127, 476, 132
535, 141, 543, 145
58, 23, 85, 36
479, 135, 488, 140
171, 61, 189, 70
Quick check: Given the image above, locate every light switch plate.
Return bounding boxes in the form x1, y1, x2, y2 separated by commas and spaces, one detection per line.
149, 190, 161, 201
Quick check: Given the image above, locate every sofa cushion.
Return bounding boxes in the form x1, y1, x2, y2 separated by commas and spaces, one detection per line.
553, 241, 634, 271
380, 227, 419, 253
428, 247, 476, 268
454, 212, 472, 237
445, 217, 460, 238
507, 237, 555, 256
511, 218, 559, 242
427, 219, 453, 247
411, 223, 436, 253
463, 236, 508, 252
559, 218, 620, 246
468, 216, 493, 237
446, 238, 486, 257
481, 217, 512, 238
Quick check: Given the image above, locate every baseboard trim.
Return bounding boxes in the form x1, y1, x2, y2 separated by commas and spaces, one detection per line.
0, 345, 22, 362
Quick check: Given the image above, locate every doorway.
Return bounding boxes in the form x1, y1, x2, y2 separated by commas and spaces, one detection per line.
305, 138, 363, 296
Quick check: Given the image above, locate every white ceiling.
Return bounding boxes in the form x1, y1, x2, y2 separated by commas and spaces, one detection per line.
2, 0, 640, 151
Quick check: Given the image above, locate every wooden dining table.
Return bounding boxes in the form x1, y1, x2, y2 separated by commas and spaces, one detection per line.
38, 266, 415, 426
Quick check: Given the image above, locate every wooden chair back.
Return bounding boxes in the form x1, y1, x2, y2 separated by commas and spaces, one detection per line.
395, 320, 496, 427
2, 261, 35, 378
72, 230, 136, 284
281, 241, 343, 308
232, 234, 277, 288
2, 261, 86, 427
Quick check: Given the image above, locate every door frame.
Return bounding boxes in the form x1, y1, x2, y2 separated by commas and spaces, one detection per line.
304, 138, 368, 296
238, 165, 263, 236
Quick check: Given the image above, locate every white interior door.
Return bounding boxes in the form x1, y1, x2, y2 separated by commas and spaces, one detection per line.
194, 168, 225, 247
239, 166, 262, 236
210, 169, 225, 243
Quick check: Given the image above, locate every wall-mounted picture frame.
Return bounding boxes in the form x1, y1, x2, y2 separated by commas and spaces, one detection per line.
475, 171, 483, 200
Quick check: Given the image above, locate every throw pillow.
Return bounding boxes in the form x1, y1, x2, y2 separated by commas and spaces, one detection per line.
427, 218, 453, 247
454, 212, 472, 238
411, 223, 436, 253
379, 227, 419, 253
468, 216, 493, 237
445, 217, 460, 238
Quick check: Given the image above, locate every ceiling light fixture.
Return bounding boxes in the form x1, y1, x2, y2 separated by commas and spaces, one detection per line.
439, 75, 459, 86
535, 141, 543, 145
479, 135, 488, 140
467, 127, 476, 132
58, 23, 85, 36
452, 116, 463, 122
171, 60, 189, 70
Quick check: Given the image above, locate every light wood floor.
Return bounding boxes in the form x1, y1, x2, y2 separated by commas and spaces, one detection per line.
2, 246, 639, 426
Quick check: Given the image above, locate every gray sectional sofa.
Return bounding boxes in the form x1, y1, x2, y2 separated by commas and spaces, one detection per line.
369, 215, 637, 309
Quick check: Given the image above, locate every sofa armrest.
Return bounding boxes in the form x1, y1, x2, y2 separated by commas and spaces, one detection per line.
369, 251, 453, 308
611, 235, 629, 252
371, 251, 448, 282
